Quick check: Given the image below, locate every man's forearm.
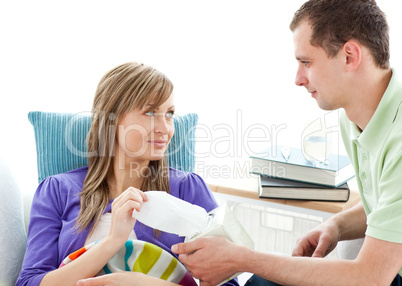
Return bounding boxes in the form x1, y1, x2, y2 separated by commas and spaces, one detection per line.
331, 201, 366, 241
239, 248, 363, 286
236, 202, 369, 285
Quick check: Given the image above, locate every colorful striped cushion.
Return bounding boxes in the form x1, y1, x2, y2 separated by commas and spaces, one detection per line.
28, 111, 198, 183
60, 240, 197, 286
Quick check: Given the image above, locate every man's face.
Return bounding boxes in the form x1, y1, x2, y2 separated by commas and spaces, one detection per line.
293, 21, 346, 110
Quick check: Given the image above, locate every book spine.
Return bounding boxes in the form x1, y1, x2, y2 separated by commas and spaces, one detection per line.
250, 158, 348, 187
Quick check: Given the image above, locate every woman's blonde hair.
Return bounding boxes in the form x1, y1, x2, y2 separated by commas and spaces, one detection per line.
76, 62, 174, 235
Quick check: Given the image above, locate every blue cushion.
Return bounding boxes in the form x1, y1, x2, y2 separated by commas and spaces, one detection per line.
28, 111, 198, 183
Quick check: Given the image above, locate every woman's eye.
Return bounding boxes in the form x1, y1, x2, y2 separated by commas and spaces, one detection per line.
145, 111, 175, 118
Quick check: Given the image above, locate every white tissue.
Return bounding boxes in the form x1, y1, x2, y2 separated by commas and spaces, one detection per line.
132, 191, 210, 237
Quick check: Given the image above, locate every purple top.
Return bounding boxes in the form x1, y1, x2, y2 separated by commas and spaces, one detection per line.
17, 167, 238, 286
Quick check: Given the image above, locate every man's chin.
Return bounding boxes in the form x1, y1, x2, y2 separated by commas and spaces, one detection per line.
316, 100, 337, 111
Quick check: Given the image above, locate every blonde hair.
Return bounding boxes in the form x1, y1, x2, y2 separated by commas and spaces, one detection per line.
76, 62, 173, 235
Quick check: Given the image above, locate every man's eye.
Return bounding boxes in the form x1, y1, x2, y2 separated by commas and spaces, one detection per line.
145, 111, 155, 117
301, 61, 310, 67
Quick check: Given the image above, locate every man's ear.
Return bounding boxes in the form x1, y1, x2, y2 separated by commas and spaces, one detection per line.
343, 41, 361, 72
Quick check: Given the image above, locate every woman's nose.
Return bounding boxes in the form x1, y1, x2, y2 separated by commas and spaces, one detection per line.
154, 116, 170, 134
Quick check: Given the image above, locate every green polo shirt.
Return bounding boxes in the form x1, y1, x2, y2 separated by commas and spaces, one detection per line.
340, 70, 402, 249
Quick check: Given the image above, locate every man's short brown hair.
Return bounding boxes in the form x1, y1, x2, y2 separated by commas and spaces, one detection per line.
290, 0, 389, 69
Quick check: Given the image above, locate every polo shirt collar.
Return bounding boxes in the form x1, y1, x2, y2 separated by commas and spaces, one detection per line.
357, 69, 402, 150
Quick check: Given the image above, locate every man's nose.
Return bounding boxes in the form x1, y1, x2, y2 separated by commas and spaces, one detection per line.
295, 66, 308, 86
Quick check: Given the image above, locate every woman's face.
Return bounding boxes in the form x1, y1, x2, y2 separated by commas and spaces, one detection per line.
115, 94, 175, 167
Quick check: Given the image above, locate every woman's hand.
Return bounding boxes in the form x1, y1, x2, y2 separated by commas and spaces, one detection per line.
40, 188, 148, 286
107, 187, 148, 245
76, 272, 177, 286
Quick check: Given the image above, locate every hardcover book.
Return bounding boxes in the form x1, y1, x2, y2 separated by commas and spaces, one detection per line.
258, 175, 350, 202
250, 146, 355, 187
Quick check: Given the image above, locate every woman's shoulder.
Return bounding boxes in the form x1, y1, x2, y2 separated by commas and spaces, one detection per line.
168, 167, 204, 184
168, 168, 217, 211
46, 166, 88, 181
38, 166, 88, 196
168, 167, 188, 178
168, 167, 210, 193
30, 167, 87, 218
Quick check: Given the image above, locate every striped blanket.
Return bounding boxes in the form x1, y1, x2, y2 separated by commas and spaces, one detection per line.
60, 239, 197, 286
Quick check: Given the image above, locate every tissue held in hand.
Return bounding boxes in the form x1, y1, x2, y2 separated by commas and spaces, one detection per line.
132, 191, 254, 248
132, 191, 210, 237
133, 191, 255, 286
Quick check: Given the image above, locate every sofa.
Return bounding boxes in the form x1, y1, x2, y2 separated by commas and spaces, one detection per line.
0, 154, 27, 286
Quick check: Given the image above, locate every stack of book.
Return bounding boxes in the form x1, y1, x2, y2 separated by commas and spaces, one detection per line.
250, 146, 355, 202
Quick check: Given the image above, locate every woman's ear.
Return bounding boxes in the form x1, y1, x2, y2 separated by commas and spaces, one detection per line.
343, 41, 362, 72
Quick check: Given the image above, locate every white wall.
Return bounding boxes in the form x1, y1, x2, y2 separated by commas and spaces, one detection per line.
1, 0, 401, 196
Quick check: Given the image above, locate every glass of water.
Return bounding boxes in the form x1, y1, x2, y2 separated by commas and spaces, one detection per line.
302, 131, 331, 167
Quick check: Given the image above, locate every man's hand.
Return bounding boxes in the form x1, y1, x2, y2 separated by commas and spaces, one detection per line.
293, 202, 366, 258
292, 219, 340, 258
172, 236, 241, 286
